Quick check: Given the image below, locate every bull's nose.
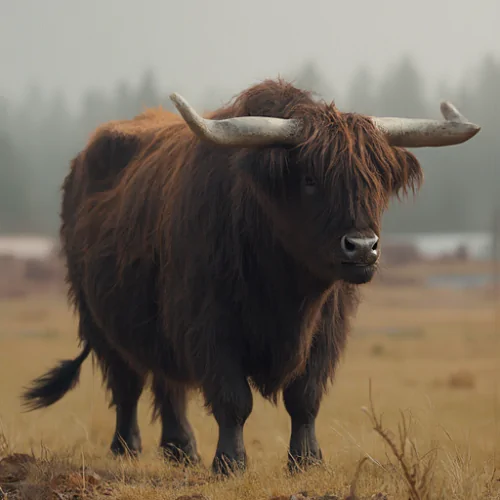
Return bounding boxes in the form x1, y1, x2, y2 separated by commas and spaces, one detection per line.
340, 232, 379, 264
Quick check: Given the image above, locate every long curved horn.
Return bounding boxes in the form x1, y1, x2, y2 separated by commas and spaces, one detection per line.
371, 101, 480, 148
169, 92, 302, 147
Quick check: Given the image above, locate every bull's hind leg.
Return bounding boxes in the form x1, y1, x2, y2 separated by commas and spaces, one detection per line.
106, 359, 145, 457
78, 307, 145, 457
152, 378, 200, 465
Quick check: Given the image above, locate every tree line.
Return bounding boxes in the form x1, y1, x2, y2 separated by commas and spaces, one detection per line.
0, 54, 499, 236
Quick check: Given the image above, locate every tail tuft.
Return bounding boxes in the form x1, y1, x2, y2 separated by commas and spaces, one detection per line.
21, 343, 91, 411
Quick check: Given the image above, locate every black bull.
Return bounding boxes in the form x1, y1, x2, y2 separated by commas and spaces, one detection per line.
21, 79, 480, 475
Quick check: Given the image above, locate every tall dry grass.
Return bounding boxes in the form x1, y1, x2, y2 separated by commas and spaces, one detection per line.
0, 265, 500, 499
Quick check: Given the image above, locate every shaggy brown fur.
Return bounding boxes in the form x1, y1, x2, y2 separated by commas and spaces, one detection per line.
21, 78, 423, 475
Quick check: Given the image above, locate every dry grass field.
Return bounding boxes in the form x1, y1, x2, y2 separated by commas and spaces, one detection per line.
1, 260, 500, 499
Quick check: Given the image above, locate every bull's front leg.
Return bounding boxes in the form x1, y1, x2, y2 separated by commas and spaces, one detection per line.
283, 294, 346, 473
283, 373, 324, 472
202, 356, 253, 476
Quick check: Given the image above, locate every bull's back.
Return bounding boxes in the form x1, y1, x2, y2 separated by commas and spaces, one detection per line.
62, 109, 188, 229
75, 111, 178, 194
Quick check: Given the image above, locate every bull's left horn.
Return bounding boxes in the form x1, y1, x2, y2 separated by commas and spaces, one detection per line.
371, 101, 481, 148
169, 93, 302, 147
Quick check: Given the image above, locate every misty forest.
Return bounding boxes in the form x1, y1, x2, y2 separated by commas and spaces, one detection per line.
0, 54, 499, 236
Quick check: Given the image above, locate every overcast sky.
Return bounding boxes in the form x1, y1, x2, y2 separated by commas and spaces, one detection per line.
1, 0, 499, 112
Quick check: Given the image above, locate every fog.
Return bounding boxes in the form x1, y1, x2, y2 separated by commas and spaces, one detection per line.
0, 0, 499, 237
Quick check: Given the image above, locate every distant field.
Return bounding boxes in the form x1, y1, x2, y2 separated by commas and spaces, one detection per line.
1, 262, 500, 499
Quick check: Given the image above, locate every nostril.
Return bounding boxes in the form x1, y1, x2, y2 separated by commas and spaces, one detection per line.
344, 237, 356, 253
372, 239, 379, 251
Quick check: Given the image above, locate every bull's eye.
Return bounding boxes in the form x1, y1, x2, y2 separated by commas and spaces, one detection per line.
302, 175, 317, 195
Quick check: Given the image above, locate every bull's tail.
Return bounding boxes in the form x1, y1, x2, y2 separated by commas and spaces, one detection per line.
21, 342, 91, 411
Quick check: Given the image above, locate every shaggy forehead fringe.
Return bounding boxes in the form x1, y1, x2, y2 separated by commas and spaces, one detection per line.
227, 78, 423, 219
295, 103, 423, 219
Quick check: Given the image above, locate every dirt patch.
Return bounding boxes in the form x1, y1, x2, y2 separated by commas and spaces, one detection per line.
0, 453, 108, 499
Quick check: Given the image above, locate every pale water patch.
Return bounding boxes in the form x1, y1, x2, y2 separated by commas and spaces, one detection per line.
385, 231, 495, 290
0, 235, 56, 260
385, 231, 493, 260
426, 273, 494, 289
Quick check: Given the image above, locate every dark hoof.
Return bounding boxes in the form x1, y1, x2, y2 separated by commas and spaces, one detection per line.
161, 442, 201, 466
211, 452, 247, 477
287, 449, 323, 474
110, 435, 142, 458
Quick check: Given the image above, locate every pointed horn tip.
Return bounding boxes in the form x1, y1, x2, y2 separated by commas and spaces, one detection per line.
169, 92, 200, 124
439, 100, 481, 135
440, 99, 456, 107
469, 123, 481, 135
456, 123, 481, 143
440, 100, 457, 112
169, 92, 183, 108
439, 100, 464, 120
